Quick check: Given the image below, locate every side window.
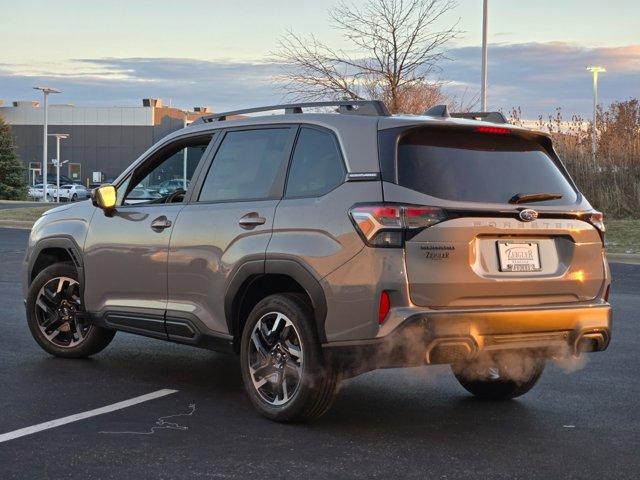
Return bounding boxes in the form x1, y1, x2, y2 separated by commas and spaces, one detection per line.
123, 139, 211, 205
198, 128, 291, 202
285, 127, 345, 198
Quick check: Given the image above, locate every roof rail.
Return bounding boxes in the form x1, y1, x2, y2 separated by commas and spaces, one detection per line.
423, 104, 508, 124
191, 100, 391, 125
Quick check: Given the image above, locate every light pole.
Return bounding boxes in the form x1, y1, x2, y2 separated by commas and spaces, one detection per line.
48, 133, 70, 202
33, 86, 61, 202
182, 111, 193, 190
481, 0, 489, 111
586, 66, 605, 160
52, 159, 69, 201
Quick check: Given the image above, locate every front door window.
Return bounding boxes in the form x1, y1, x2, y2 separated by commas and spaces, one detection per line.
123, 140, 211, 205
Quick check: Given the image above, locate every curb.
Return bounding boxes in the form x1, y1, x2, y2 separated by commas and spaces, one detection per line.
608, 253, 640, 265
0, 220, 34, 230
0, 200, 42, 205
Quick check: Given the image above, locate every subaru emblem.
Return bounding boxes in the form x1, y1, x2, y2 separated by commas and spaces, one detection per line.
519, 209, 538, 222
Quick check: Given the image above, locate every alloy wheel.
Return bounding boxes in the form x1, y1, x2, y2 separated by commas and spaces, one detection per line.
34, 276, 90, 348
248, 312, 304, 406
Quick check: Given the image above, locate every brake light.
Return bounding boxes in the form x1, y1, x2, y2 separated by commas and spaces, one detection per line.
378, 291, 391, 324
349, 204, 446, 247
589, 210, 605, 233
475, 126, 511, 135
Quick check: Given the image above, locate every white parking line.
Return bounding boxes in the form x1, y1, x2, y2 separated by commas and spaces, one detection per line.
0, 389, 178, 444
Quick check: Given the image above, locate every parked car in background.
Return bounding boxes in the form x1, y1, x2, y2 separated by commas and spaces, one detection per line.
35, 175, 74, 186
27, 184, 58, 201
88, 178, 116, 190
58, 184, 90, 202
125, 186, 162, 203
158, 179, 189, 196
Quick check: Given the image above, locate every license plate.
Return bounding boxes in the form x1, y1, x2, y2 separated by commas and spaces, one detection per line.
497, 241, 541, 272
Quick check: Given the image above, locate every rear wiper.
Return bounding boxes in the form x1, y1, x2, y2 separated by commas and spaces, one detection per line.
509, 192, 563, 204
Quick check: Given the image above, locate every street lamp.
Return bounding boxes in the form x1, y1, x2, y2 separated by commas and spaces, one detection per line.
182, 111, 194, 189
48, 133, 70, 202
481, 0, 489, 111
33, 86, 61, 202
586, 66, 605, 159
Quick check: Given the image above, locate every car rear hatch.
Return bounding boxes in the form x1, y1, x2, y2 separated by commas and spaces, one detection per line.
377, 123, 606, 308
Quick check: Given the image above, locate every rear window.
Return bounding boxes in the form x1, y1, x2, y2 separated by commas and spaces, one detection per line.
391, 128, 577, 205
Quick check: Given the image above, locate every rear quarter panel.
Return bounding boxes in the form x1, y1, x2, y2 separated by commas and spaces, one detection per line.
267, 182, 382, 279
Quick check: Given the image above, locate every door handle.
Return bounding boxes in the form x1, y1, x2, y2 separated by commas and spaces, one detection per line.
150, 215, 172, 231
238, 212, 266, 229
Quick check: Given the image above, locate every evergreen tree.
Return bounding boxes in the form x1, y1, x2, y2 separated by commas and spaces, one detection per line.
0, 116, 27, 200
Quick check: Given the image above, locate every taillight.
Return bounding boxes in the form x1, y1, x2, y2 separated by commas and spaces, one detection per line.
475, 126, 511, 135
378, 291, 391, 324
589, 210, 605, 233
349, 203, 446, 247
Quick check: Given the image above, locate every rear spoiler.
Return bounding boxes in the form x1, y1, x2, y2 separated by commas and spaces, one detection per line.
424, 105, 507, 124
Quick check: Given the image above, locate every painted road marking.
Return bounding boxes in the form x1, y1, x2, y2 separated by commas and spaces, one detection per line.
0, 389, 178, 444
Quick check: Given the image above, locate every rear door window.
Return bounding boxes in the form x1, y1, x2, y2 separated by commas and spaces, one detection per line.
393, 128, 577, 205
285, 127, 345, 198
199, 128, 292, 202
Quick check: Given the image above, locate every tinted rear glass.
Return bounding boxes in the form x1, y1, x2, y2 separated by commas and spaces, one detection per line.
286, 127, 345, 197
395, 128, 577, 205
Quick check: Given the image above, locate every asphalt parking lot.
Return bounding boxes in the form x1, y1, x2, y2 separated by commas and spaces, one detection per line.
0, 227, 638, 479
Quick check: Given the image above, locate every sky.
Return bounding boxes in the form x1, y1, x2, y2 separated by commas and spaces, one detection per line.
1, 0, 638, 118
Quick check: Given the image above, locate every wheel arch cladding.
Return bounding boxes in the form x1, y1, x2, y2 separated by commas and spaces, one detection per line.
225, 259, 328, 351
29, 236, 84, 283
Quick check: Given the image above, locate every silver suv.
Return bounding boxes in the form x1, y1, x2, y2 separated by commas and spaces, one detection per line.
22, 101, 612, 422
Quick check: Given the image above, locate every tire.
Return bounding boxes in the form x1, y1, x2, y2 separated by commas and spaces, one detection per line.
72, 193, 78, 202
240, 293, 340, 422
452, 350, 545, 400
26, 263, 116, 358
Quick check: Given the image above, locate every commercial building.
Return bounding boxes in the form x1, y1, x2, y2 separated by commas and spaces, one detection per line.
0, 98, 209, 185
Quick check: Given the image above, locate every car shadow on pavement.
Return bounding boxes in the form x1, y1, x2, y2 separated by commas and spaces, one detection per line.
18, 339, 540, 439
310, 368, 542, 437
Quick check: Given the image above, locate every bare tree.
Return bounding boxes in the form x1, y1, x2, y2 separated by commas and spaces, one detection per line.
274, 0, 461, 114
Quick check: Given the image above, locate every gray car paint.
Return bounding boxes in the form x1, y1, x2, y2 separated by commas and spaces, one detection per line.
83, 203, 184, 315
22, 201, 95, 298
267, 182, 381, 279
167, 200, 279, 333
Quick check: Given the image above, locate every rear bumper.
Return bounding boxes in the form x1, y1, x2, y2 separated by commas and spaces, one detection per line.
323, 303, 611, 377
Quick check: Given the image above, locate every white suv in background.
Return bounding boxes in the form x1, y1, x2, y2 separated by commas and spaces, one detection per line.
58, 184, 90, 202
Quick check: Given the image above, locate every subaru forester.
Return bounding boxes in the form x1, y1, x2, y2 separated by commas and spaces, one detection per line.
22, 101, 611, 422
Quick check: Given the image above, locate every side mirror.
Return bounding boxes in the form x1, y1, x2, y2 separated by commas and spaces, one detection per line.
91, 184, 117, 213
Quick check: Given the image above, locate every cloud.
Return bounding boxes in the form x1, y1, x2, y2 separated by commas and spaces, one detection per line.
443, 42, 640, 117
0, 42, 638, 117
0, 58, 285, 111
